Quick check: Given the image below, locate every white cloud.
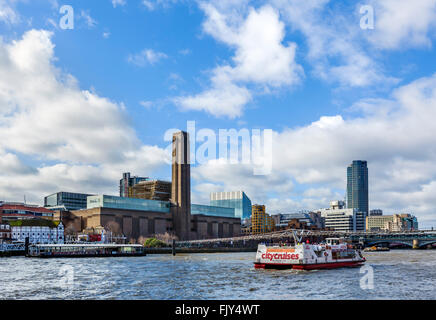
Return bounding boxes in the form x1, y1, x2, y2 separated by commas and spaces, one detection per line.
112, 0, 126, 8
367, 0, 436, 49
0, 0, 19, 24
80, 10, 97, 28
140, 100, 153, 109
141, 0, 182, 11
127, 49, 168, 67
174, 67, 252, 118
174, 4, 303, 118
272, 0, 397, 87
192, 73, 436, 227
0, 30, 168, 204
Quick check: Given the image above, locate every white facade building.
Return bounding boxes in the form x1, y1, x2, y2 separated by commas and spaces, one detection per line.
11, 222, 64, 244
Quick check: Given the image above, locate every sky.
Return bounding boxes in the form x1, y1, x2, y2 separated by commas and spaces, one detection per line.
1, 0, 436, 227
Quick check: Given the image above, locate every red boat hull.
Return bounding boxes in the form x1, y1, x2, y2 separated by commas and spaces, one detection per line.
254, 260, 365, 270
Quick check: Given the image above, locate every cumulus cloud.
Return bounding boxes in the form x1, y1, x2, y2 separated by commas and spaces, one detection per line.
0, 30, 168, 203
175, 4, 303, 118
192, 73, 436, 227
367, 0, 436, 49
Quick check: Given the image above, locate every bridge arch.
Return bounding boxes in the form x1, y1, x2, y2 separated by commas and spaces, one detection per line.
418, 241, 436, 248
366, 240, 413, 248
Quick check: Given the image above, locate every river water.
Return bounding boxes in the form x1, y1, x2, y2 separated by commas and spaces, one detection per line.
1, 250, 435, 300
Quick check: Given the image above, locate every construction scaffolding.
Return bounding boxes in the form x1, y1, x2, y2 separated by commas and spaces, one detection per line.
128, 180, 172, 202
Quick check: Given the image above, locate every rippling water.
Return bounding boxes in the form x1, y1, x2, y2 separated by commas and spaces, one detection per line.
1, 250, 436, 300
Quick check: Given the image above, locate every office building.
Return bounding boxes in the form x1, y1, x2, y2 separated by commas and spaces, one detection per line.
44, 192, 93, 211
347, 160, 369, 215
210, 191, 252, 219
316, 201, 366, 232
119, 172, 149, 198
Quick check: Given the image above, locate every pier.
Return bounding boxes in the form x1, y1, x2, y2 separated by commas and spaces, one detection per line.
0, 243, 25, 257
27, 243, 146, 258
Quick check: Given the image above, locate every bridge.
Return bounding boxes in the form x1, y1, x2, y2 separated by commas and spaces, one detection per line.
176, 229, 436, 250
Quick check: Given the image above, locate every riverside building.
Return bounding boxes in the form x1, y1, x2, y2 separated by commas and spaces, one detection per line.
9, 219, 64, 244
62, 131, 241, 241
316, 201, 366, 232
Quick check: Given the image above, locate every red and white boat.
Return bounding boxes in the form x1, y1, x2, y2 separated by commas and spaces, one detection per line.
254, 238, 365, 270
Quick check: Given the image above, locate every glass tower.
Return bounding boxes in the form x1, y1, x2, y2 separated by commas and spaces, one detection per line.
347, 160, 369, 215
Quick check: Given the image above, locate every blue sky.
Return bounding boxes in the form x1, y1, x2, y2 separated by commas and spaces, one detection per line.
1, 0, 436, 227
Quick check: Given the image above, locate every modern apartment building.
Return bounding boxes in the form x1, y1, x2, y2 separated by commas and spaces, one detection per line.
251, 205, 275, 234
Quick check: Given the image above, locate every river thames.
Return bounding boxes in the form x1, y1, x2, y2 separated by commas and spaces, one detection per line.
1, 250, 435, 300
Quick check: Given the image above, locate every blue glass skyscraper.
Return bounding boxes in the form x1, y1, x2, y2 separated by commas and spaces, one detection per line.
347, 160, 369, 215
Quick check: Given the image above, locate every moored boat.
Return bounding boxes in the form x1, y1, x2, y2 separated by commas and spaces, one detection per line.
363, 246, 390, 252
254, 238, 365, 270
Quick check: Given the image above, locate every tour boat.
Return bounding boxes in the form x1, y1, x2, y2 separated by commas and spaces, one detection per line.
254, 238, 365, 270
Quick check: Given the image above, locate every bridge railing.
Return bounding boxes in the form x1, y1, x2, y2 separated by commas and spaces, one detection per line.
176, 229, 436, 246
